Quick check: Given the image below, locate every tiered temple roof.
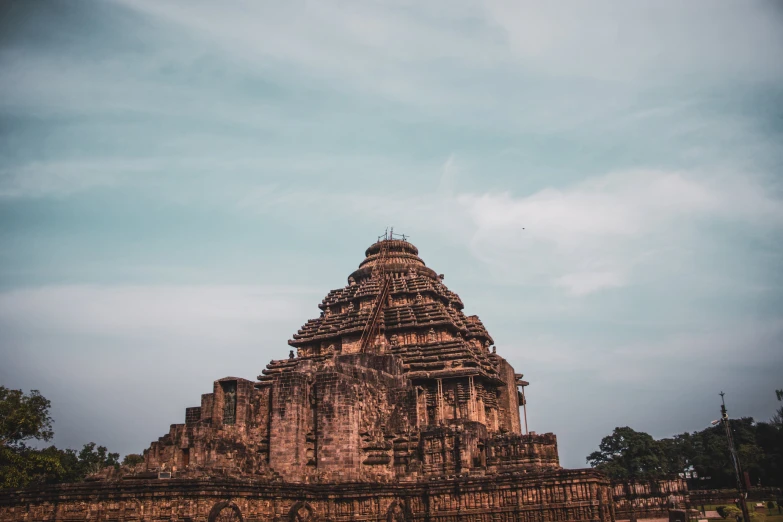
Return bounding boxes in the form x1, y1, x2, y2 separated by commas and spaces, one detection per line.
280, 238, 498, 383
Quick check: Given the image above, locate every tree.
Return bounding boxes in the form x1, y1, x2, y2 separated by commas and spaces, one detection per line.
1, 386, 122, 488
586, 426, 669, 481
658, 433, 694, 477
122, 454, 144, 467
772, 390, 783, 427
0, 387, 64, 488
0, 387, 53, 448
0, 445, 67, 489
74, 442, 119, 476
43, 443, 120, 484
587, 413, 783, 490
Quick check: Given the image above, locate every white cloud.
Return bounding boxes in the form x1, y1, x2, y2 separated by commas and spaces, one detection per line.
233, 163, 782, 296
555, 271, 625, 296
106, 0, 783, 107
0, 160, 127, 199
459, 168, 782, 293
483, 1, 783, 82
0, 285, 319, 343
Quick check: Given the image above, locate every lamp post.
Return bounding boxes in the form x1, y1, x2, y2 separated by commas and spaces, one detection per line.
719, 392, 751, 522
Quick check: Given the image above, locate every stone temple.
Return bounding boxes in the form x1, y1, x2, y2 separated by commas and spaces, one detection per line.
0, 235, 616, 521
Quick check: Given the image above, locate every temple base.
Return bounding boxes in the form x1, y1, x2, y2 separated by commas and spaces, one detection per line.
0, 469, 613, 522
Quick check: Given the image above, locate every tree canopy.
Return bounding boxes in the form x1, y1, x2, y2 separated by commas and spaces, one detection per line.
772, 389, 783, 427
0, 387, 53, 448
587, 427, 671, 481
0, 386, 125, 489
587, 415, 783, 488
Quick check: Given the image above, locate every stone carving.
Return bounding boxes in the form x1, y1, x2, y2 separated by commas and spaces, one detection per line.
222, 382, 237, 425
289, 502, 315, 522
208, 502, 243, 522
386, 500, 407, 522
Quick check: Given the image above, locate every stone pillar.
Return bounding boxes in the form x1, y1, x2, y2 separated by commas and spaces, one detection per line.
437, 379, 444, 425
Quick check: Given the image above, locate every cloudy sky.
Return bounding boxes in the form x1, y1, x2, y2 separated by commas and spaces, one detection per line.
1, 1, 782, 468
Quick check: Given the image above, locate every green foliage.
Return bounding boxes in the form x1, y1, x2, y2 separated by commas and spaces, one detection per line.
0, 386, 54, 448
587, 415, 783, 488
715, 506, 744, 520
0, 387, 122, 489
0, 445, 66, 489
683, 417, 783, 489
586, 426, 671, 481
122, 454, 144, 467
773, 390, 783, 427
46, 443, 119, 484
74, 442, 120, 475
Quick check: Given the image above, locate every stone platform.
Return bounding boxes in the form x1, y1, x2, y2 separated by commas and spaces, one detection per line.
0, 468, 613, 522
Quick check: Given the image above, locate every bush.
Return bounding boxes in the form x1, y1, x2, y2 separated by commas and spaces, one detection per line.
122, 454, 144, 467
717, 506, 742, 520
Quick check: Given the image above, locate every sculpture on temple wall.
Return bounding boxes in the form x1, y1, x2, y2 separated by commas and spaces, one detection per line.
387, 501, 408, 522
289, 502, 315, 522
222, 382, 237, 425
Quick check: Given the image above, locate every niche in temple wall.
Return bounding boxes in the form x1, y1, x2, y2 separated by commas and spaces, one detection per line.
221, 380, 237, 425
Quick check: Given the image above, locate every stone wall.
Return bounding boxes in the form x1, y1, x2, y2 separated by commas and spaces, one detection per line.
0, 469, 613, 522
689, 487, 782, 506
612, 479, 688, 520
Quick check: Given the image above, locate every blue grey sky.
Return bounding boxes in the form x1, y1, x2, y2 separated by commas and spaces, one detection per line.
1, 1, 782, 468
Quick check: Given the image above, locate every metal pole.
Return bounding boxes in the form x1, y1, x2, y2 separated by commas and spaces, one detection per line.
720, 392, 751, 522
